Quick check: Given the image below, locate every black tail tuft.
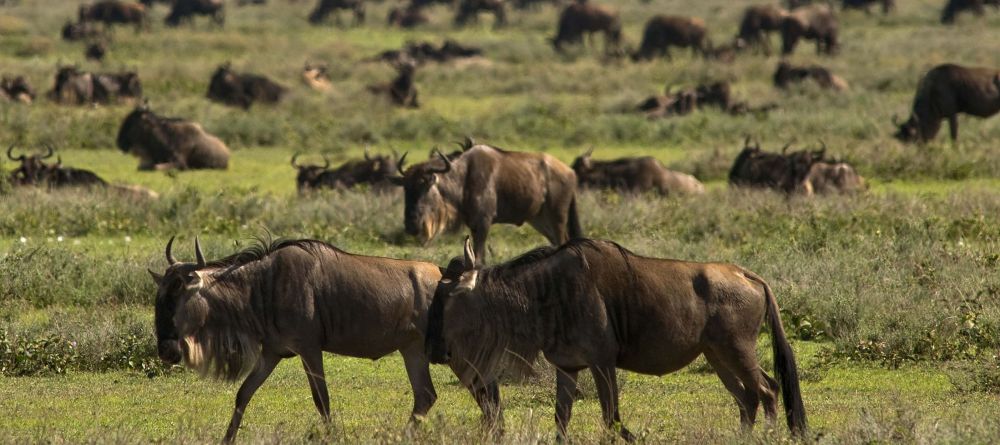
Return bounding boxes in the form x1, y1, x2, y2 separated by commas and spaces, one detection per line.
761, 276, 808, 435
567, 197, 583, 239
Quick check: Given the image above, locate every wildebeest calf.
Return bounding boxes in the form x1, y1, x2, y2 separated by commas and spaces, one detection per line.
773, 61, 848, 91
572, 148, 704, 196
632, 15, 708, 61
206, 63, 287, 109
551, 2, 621, 54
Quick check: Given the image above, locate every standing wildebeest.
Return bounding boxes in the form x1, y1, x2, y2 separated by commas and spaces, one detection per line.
308, 0, 365, 25
1, 75, 36, 103
206, 63, 287, 109
893, 64, 1000, 143
291, 149, 404, 193
632, 15, 708, 61
116, 105, 230, 170
781, 4, 838, 55
367, 62, 419, 108
454, 0, 507, 27
387, 5, 429, 28
79, 1, 147, 29
737, 4, 788, 55
47, 66, 142, 105
150, 237, 444, 443
426, 238, 807, 441
61, 20, 104, 41
551, 2, 622, 54
85, 41, 108, 61
571, 148, 704, 196
389, 143, 582, 265
774, 61, 848, 91
941, 0, 1000, 23
165, 0, 225, 26
842, 0, 893, 14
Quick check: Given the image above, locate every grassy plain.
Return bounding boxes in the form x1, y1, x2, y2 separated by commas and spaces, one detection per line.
1, 0, 999, 443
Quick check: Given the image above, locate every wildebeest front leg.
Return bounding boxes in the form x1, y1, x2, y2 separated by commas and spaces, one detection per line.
470, 224, 491, 266
301, 351, 332, 421
223, 352, 281, 443
400, 343, 437, 419
948, 115, 959, 141
470, 381, 504, 436
590, 366, 635, 442
555, 367, 580, 441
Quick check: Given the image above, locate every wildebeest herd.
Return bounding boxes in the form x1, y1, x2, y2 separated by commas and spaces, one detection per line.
2, 0, 999, 443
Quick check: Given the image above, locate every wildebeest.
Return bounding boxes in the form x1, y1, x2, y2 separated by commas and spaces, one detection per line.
641, 81, 772, 119
367, 62, 419, 108
941, 0, 1000, 23
798, 159, 866, 195
632, 15, 708, 61
308, 0, 365, 25
1, 75, 36, 103
773, 61, 848, 91
426, 237, 807, 440
454, 0, 506, 27
842, 0, 893, 14
79, 1, 147, 29
7, 145, 159, 198
737, 4, 788, 55
291, 149, 404, 193
85, 41, 108, 62
387, 5, 429, 28
389, 143, 581, 265
47, 66, 142, 105
61, 20, 104, 41
893, 64, 1000, 143
116, 104, 230, 170
371, 40, 483, 65
781, 4, 838, 55
165, 0, 225, 26
150, 237, 444, 443
729, 138, 825, 193
551, 2, 622, 54
301, 62, 332, 91
571, 149, 704, 196
206, 63, 287, 109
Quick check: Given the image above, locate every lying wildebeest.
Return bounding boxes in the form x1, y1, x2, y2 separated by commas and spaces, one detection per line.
782, 3, 838, 55
291, 149, 404, 193
150, 237, 444, 443
61, 20, 104, 41
367, 62, 419, 108
773, 61, 848, 91
7, 145, 159, 198
139, 0, 173, 6
797, 159, 866, 195
116, 104, 230, 170
308, 0, 365, 25
941, 0, 1000, 23
729, 138, 825, 193
387, 5, 429, 28
571, 149, 704, 196
894, 64, 1000, 143
371, 40, 483, 65
737, 4, 788, 55
165, 0, 225, 26
206, 63, 287, 109
1, 75, 35, 103
301, 62, 332, 91
632, 15, 708, 61
842, 0, 893, 14
85, 41, 108, 61
389, 143, 581, 265
551, 2, 622, 54
47, 66, 142, 105
79, 1, 147, 29
641, 81, 772, 119
6, 145, 56, 186
426, 238, 807, 441
454, 0, 506, 27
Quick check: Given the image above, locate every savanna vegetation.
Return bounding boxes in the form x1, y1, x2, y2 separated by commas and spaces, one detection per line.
0, 0, 998, 443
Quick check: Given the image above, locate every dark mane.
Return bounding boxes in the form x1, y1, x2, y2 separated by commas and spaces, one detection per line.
485, 238, 635, 275
208, 237, 344, 269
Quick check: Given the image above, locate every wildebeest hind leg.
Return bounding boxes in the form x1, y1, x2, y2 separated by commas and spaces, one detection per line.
469, 380, 504, 437
710, 342, 777, 427
590, 366, 635, 442
400, 343, 437, 418
301, 351, 332, 421
223, 352, 281, 443
703, 351, 752, 429
554, 367, 580, 441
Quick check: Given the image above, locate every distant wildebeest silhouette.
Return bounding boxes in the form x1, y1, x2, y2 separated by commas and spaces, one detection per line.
894, 64, 1000, 143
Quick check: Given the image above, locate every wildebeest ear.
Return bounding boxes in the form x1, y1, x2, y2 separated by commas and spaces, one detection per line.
147, 269, 163, 284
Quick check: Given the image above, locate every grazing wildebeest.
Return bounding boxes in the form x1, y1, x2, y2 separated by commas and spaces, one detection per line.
551, 2, 621, 54
61, 20, 104, 41
632, 15, 708, 61
571, 149, 704, 196
781, 4, 838, 55
116, 104, 230, 170
165, 0, 225, 26
893, 64, 1000, 143
47, 66, 142, 105
206, 63, 287, 109
150, 237, 444, 443
85, 41, 108, 61
388, 143, 581, 265
737, 4, 788, 55
7, 145, 159, 198
1, 75, 36, 103
308, 0, 365, 25
371, 40, 482, 65
941, 0, 1000, 23
387, 5, 429, 28
301, 62, 332, 91
79, 1, 147, 29
729, 138, 825, 193
773, 61, 848, 91
454, 0, 506, 27
291, 149, 404, 193
367, 62, 419, 108
426, 237, 807, 441
842, 0, 893, 14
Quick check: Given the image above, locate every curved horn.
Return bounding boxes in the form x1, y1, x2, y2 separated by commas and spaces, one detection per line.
396, 152, 408, 175
781, 141, 794, 155
322, 155, 330, 170
42, 145, 54, 160
463, 235, 476, 268
583, 146, 594, 158
431, 149, 453, 174
194, 237, 206, 268
6, 144, 24, 162
165, 236, 178, 265
56, 156, 63, 167
463, 136, 474, 150
291, 152, 301, 168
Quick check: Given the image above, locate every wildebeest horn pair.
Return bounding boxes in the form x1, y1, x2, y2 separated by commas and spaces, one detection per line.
290, 153, 330, 170
454, 136, 475, 151
164, 235, 206, 267
430, 149, 452, 174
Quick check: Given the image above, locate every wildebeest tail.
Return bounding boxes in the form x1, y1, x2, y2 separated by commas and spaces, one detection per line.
749, 272, 807, 435
567, 196, 583, 239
